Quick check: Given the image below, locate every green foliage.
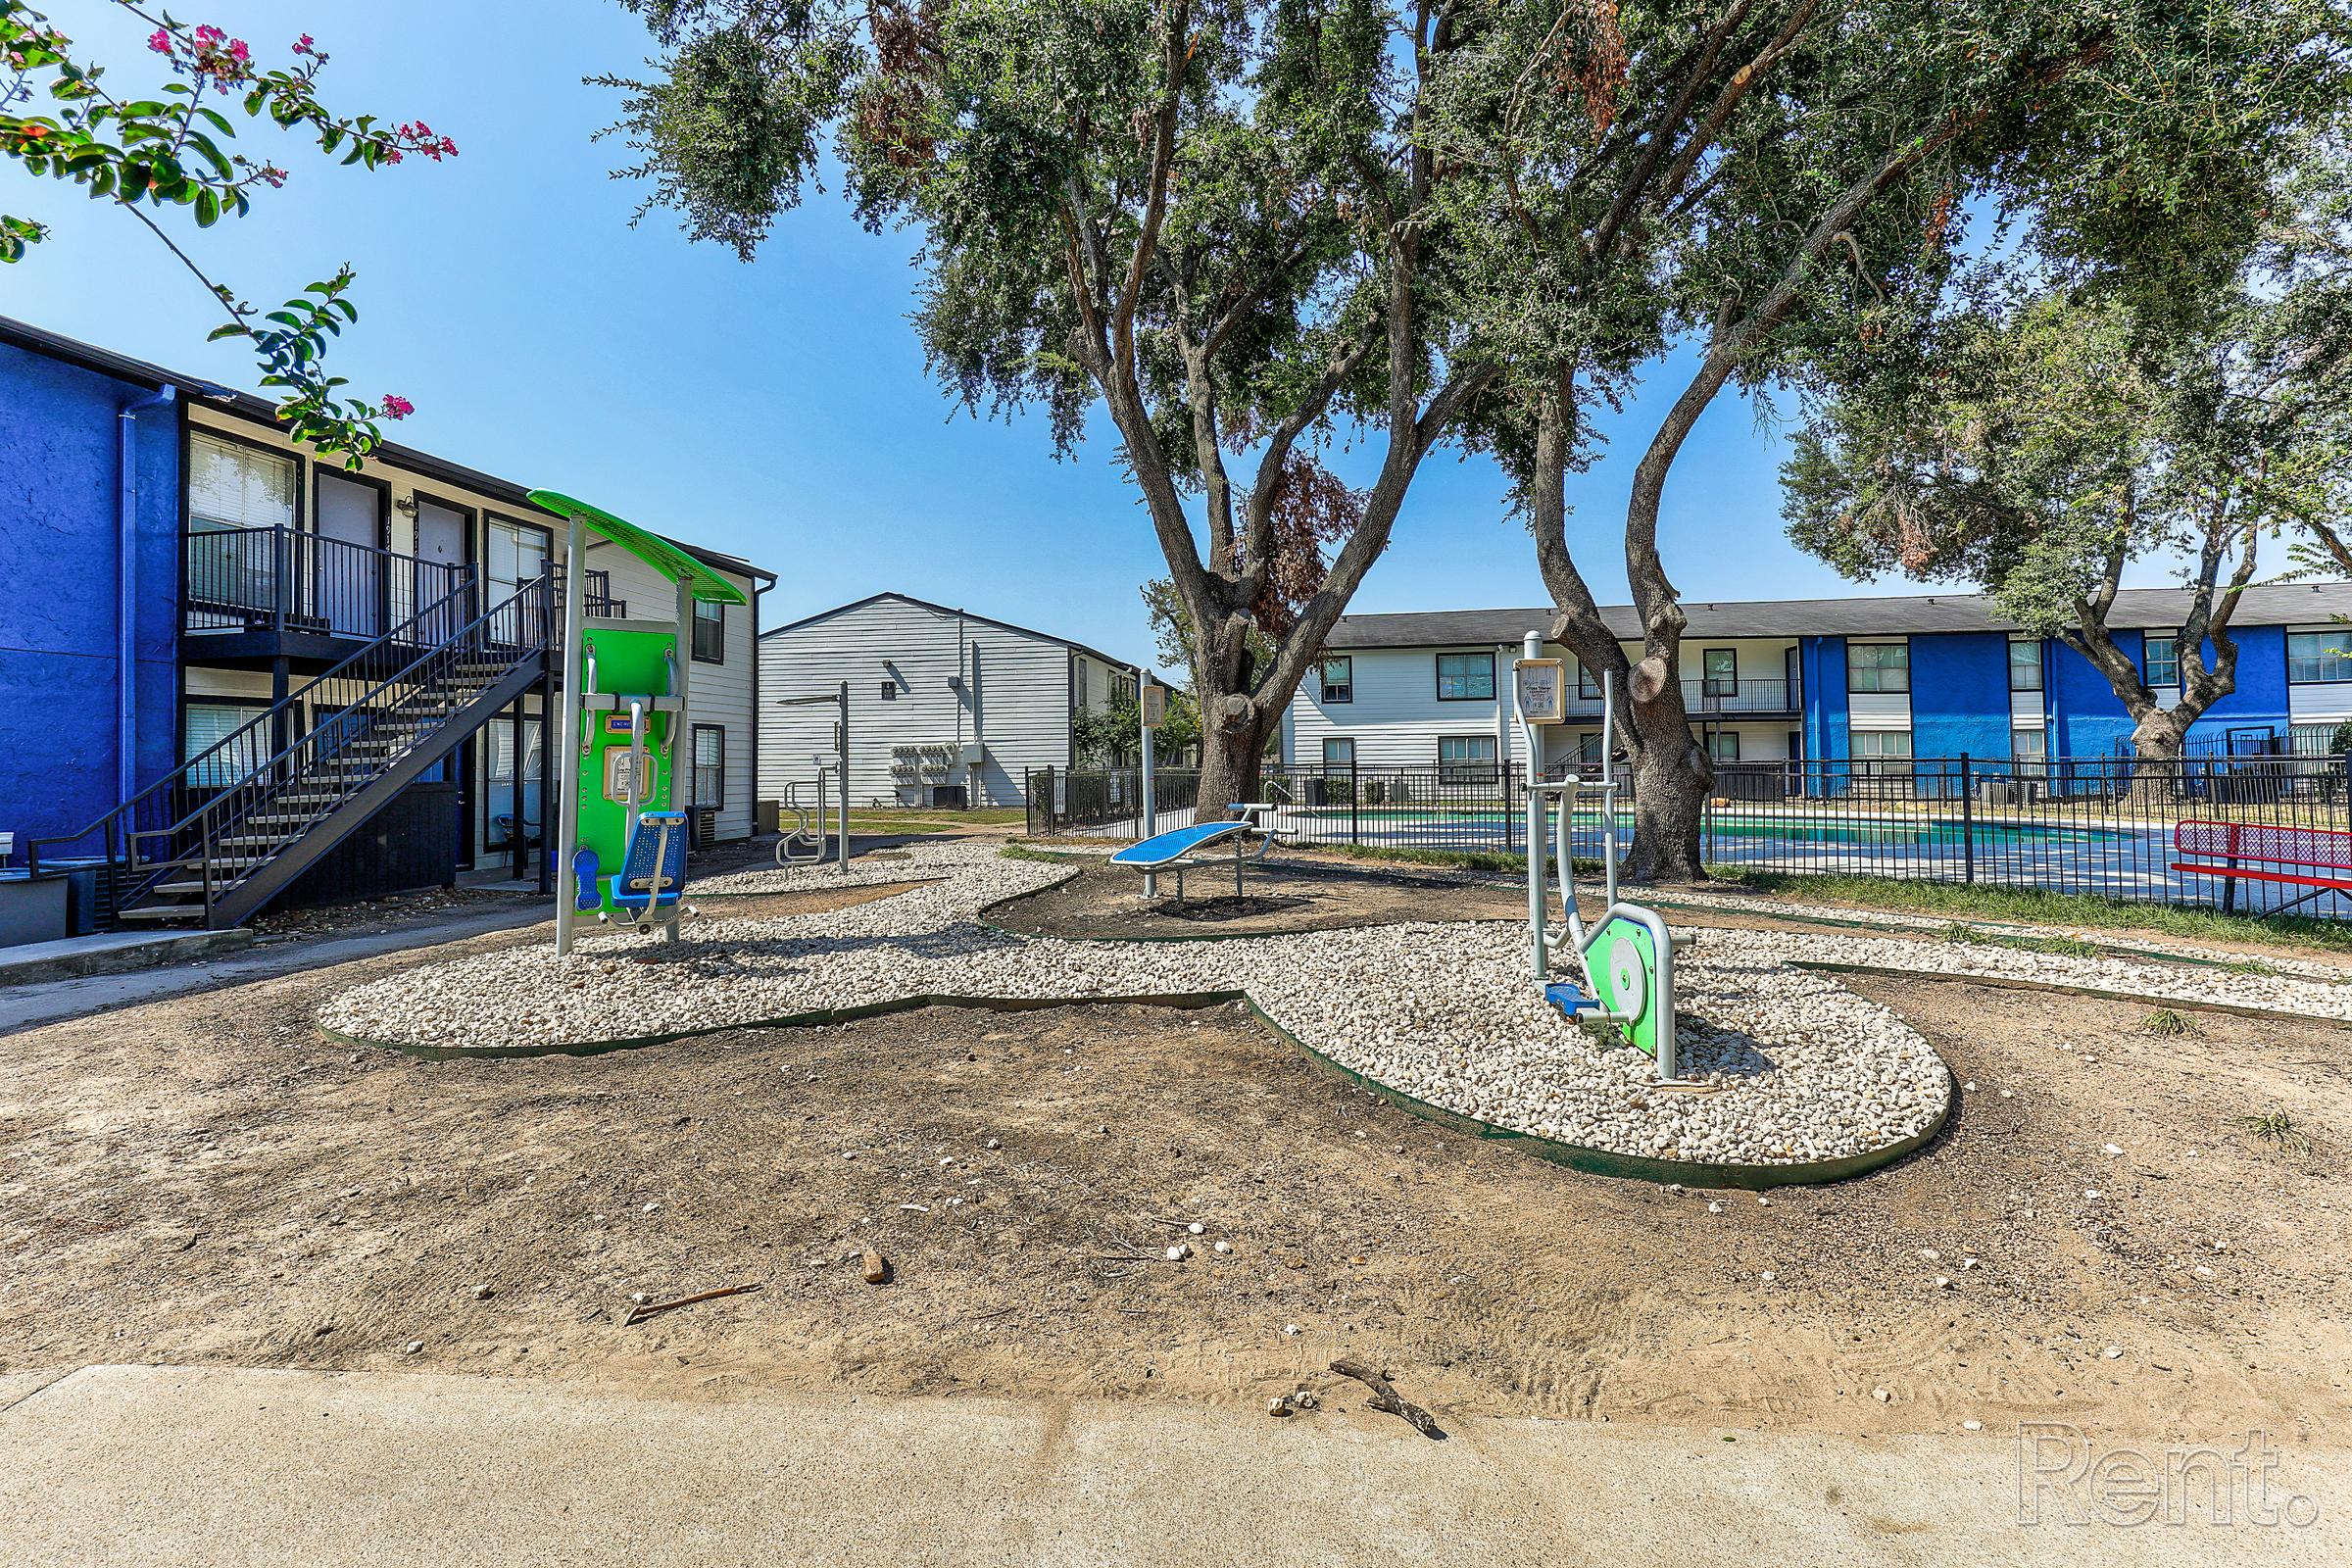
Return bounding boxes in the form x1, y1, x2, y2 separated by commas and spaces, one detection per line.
1073, 680, 1201, 767
2238, 1108, 2312, 1156
2141, 1007, 2196, 1037
0, 4, 457, 461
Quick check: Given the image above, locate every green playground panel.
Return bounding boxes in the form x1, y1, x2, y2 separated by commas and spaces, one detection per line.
574, 622, 679, 916
1586, 916, 1661, 1058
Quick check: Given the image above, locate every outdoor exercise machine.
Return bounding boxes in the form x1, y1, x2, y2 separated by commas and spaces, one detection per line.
1516, 630, 1696, 1084
1111, 803, 1281, 904
775, 682, 851, 874
534, 490, 749, 954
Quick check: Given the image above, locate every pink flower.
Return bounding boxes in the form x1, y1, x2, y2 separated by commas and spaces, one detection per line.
292, 33, 316, 56
380, 395, 415, 420
228, 39, 249, 64
147, 27, 172, 54
192, 24, 223, 48
438, 136, 458, 157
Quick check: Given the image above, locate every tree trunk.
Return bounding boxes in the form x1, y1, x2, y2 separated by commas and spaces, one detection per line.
1194, 693, 1270, 814
2125, 708, 2190, 808
1623, 661, 1714, 881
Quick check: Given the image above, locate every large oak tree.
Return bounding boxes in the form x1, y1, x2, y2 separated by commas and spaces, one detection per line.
1423, 0, 2342, 877
602, 0, 1501, 807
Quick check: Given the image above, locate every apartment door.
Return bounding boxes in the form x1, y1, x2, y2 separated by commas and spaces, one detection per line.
412, 498, 468, 640
314, 472, 383, 636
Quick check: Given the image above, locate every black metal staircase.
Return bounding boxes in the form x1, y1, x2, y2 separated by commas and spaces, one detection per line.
29, 572, 559, 931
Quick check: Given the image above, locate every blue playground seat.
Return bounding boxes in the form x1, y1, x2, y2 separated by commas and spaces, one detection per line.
607, 810, 689, 919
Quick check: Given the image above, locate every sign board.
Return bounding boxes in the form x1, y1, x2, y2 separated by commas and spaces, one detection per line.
1140, 683, 1167, 729
1513, 658, 1567, 724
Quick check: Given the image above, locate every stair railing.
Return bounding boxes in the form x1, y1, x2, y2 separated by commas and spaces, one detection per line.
128, 571, 559, 922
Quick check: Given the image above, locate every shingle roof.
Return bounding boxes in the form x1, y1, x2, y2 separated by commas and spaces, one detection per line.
761, 591, 1142, 674
1325, 582, 2352, 648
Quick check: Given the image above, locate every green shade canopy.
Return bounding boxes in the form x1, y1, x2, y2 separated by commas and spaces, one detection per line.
527, 489, 748, 606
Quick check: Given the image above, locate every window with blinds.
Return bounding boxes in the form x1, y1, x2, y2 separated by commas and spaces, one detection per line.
183, 702, 269, 789
187, 431, 296, 531
692, 724, 725, 808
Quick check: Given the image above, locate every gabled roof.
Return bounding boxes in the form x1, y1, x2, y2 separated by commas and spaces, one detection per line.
1325, 582, 2352, 648
762, 591, 1141, 672
0, 314, 774, 586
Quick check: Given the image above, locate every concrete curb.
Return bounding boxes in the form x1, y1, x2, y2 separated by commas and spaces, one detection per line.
0, 926, 255, 987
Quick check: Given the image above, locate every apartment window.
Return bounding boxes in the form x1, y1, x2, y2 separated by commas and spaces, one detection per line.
185, 431, 298, 618
2288, 632, 2352, 685
186, 430, 297, 532
1321, 737, 1354, 772
2011, 727, 2046, 777
691, 724, 725, 808
1577, 662, 1602, 701
1436, 652, 1494, 701
1706, 730, 1740, 762
2143, 632, 2181, 688
1851, 728, 1913, 776
1848, 642, 1910, 694
879, 681, 898, 701
692, 598, 725, 663
2008, 638, 2042, 692
182, 701, 269, 790
1577, 731, 1604, 765
1701, 648, 1738, 698
1319, 657, 1353, 704
1438, 734, 1498, 781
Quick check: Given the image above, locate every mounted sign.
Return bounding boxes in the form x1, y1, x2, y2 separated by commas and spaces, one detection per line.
1140, 683, 1167, 730
1513, 658, 1567, 724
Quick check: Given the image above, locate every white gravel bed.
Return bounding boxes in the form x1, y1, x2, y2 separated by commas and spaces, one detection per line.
316, 841, 2352, 1170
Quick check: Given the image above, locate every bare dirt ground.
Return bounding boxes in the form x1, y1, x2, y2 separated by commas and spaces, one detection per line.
3, 866, 2346, 1446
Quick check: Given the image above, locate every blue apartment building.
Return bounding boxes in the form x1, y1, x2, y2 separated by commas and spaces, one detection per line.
0, 317, 772, 944
1282, 589, 2352, 784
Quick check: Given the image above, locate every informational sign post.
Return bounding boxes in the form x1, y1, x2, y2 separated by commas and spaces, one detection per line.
1513, 657, 1567, 725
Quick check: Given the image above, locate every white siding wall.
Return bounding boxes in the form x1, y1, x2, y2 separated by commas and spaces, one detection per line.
580, 539, 760, 843
1289, 644, 1522, 771
760, 597, 1097, 808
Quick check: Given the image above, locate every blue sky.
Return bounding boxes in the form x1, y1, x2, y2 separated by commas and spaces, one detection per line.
5, 1, 2143, 669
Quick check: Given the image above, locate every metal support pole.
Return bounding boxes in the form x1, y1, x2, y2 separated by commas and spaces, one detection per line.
552, 520, 588, 956
836, 680, 851, 874
1522, 631, 1547, 982
1141, 677, 1157, 899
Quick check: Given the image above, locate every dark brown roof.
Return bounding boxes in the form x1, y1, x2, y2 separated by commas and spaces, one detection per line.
1326, 583, 2352, 648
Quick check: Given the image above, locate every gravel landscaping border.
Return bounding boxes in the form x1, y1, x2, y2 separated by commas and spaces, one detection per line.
316, 841, 2352, 1187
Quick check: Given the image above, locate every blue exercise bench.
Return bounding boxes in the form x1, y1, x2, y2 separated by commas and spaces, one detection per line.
1110, 803, 1278, 904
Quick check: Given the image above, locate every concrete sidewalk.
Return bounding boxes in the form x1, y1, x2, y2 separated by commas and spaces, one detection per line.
0, 903, 543, 1035
0, 1366, 2341, 1566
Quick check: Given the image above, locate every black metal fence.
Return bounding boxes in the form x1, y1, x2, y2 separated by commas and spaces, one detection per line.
1028, 753, 2352, 914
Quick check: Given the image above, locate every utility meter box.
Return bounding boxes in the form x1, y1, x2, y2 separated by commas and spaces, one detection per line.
956, 742, 986, 765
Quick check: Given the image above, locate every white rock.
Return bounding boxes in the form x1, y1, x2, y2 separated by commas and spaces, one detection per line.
1166, 1245, 1191, 1262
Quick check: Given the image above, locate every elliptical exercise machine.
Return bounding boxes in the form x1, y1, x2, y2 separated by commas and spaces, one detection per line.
1515, 631, 1699, 1085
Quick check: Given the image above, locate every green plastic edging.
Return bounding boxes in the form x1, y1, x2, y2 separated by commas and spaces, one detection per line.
318, 982, 1950, 1191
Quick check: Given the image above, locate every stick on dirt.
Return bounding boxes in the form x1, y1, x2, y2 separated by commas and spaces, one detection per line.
620, 1283, 761, 1327
1329, 1357, 1446, 1440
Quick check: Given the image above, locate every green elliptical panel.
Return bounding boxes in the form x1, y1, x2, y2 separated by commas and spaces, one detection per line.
1588, 916, 1662, 1058
527, 489, 747, 607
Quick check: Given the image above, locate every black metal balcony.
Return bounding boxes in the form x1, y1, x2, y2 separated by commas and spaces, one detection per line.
181, 527, 622, 664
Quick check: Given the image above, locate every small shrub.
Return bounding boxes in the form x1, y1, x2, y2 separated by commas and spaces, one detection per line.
2141, 1007, 2196, 1037
2221, 956, 2277, 978
2238, 1109, 2312, 1156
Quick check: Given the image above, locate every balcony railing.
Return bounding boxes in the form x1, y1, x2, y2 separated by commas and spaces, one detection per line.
1560, 677, 1800, 716
185, 526, 470, 642
182, 526, 625, 644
